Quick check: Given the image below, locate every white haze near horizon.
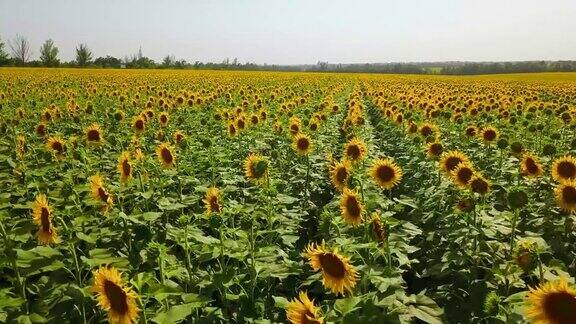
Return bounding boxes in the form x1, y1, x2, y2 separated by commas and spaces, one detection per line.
1, 0, 575, 65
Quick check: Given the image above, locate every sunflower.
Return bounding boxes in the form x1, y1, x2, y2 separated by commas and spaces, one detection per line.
156, 143, 176, 169
117, 152, 132, 184
286, 291, 323, 324
227, 122, 238, 137
451, 163, 475, 188
480, 126, 499, 143
419, 122, 436, 138
85, 123, 104, 146
370, 158, 403, 190
132, 116, 145, 134
173, 130, 186, 144
90, 175, 114, 212
554, 182, 576, 212
158, 112, 169, 127
343, 138, 367, 163
521, 153, 544, 179
329, 159, 351, 192
16, 134, 26, 159
340, 188, 363, 226
439, 150, 470, 174
525, 279, 576, 324
32, 194, 58, 245
470, 174, 490, 195
303, 242, 359, 295
244, 153, 269, 184
92, 266, 140, 324
293, 133, 313, 155
370, 212, 386, 244
46, 136, 66, 158
203, 186, 222, 214
426, 142, 443, 159
35, 122, 47, 137
551, 155, 576, 183
465, 126, 477, 137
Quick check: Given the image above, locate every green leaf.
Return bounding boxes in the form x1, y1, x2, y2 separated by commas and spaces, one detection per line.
334, 296, 361, 315
152, 303, 203, 324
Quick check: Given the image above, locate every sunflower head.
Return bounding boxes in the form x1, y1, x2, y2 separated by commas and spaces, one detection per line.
554, 182, 576, 212
85, 123, 104, 146
132, 116, 146, 134
92, 266, 139, 324
439, 150, 469, 174
370, 212, 386, 244
46, 136, 66, 159
158, 112, 169, 127
451, 163, 475, 188
329, 159, 351, 192
343, 138, 367, 163
370, 158, 403, 190
90, 174, 114, 212
551, 155, 576, 183
244, 153, 269, 184
156, 143, 176, 169
426, 142, 443, 159
515, 239, 537, 273
470, 174, 490, 195
227, 122, 238, 137
173, 130, 186, 144
117, 152, 132, 184
36, 123, 47, 137
286, 291, 323, 324
32, 194, 58, 245
303, 242, 359, 295
203, 187, 222, 214
525, 279, 576, 324
480, 126, 499, 143
521, 153, 544, 179
293, 133, 313, 156
340, 188, 363, 226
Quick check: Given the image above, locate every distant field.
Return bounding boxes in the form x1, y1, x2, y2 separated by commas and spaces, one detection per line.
0, 67, 575, 323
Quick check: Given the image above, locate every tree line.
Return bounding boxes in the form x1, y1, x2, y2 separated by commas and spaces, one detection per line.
1, 35, 575, 74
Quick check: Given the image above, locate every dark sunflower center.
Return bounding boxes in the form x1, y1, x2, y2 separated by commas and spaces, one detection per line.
345, 196, 361, 217
229, 124, 236, 134
122, 160, 131, 176
525, 158, 539, 174
52, 142, 63, 153
87, 129, 101, 141
290, 124, 299, 133
466, 128, 476, 136
318, 253, 346, 279
542, 291, 576, 324
347, 145, 361, 160
562, 186, 576, 204
37, 125, 46, 135
421, 126, 432, 136
336, 167, 348, 184
209, 196, 221, 212
252, 160, 268, 178
471, 178, 488, 194
430, 144, 443, 156
483, 130, 496, 141
557, 161, 576, 179
161, 148, 173, 164
237, 119, 245, 129
41, 207, 51, 232
297, 138, 310, 151
446, 157, 463, 171
135, 120, 144, 130
457, 168, 473, 184
103, 280, 129, 314
161, 115, 167, 123
377, 165, 394, 182
98, 187, 109, 202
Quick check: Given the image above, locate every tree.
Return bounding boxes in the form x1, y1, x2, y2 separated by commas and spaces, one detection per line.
75, 43, 93, 67
0, 37, 10, 66
94, 56, 122, 68
9, 34, 32, 65
39, 39, 59, 67
162, 55, 175, 67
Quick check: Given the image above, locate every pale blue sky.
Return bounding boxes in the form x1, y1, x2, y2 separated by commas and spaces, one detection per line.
1, 0, 575, 64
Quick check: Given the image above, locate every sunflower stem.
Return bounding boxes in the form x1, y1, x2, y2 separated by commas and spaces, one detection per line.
509, 209, 520, 257
303, 154, 311, 209
0, 222, 28, 314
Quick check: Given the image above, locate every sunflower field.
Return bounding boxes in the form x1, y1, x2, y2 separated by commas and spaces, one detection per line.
1, 68, 576, 324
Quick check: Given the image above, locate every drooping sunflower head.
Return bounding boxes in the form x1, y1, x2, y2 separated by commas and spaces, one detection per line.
286, 291, 323, 324
370, 158, 403, 190
439, 150, 470, 174
551, 155, 576, 183
92, 266, 140, 324
227, 122, 238, 137
480, 126, 499, 143
554, 182, 576, 212
173, 130, 186, 144
451, 163, 475, 188
426, 142, 443, 159
515, 239, 537, 273
46, 136, 66, 158
370, 212, 386, 244
244, 153, 269, 184
329, 159, 351, 192
343, 138, 367, 163
85, 123, 104, 146
117, 152, 132, 184
203, 186, 222, 214
525, 279, 576, 324
293, 133, 313, 156
156, 143, 176, 169
90, 174, 114, 212
521, 153, 544, 179
340, 188, 364, 226
158, 112, 169, 127
32, 194, 58, 245
470, 173, 490, 195
303, 242, 359, 295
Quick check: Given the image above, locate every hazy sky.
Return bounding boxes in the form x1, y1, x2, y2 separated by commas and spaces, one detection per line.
1, 0, 575, 64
